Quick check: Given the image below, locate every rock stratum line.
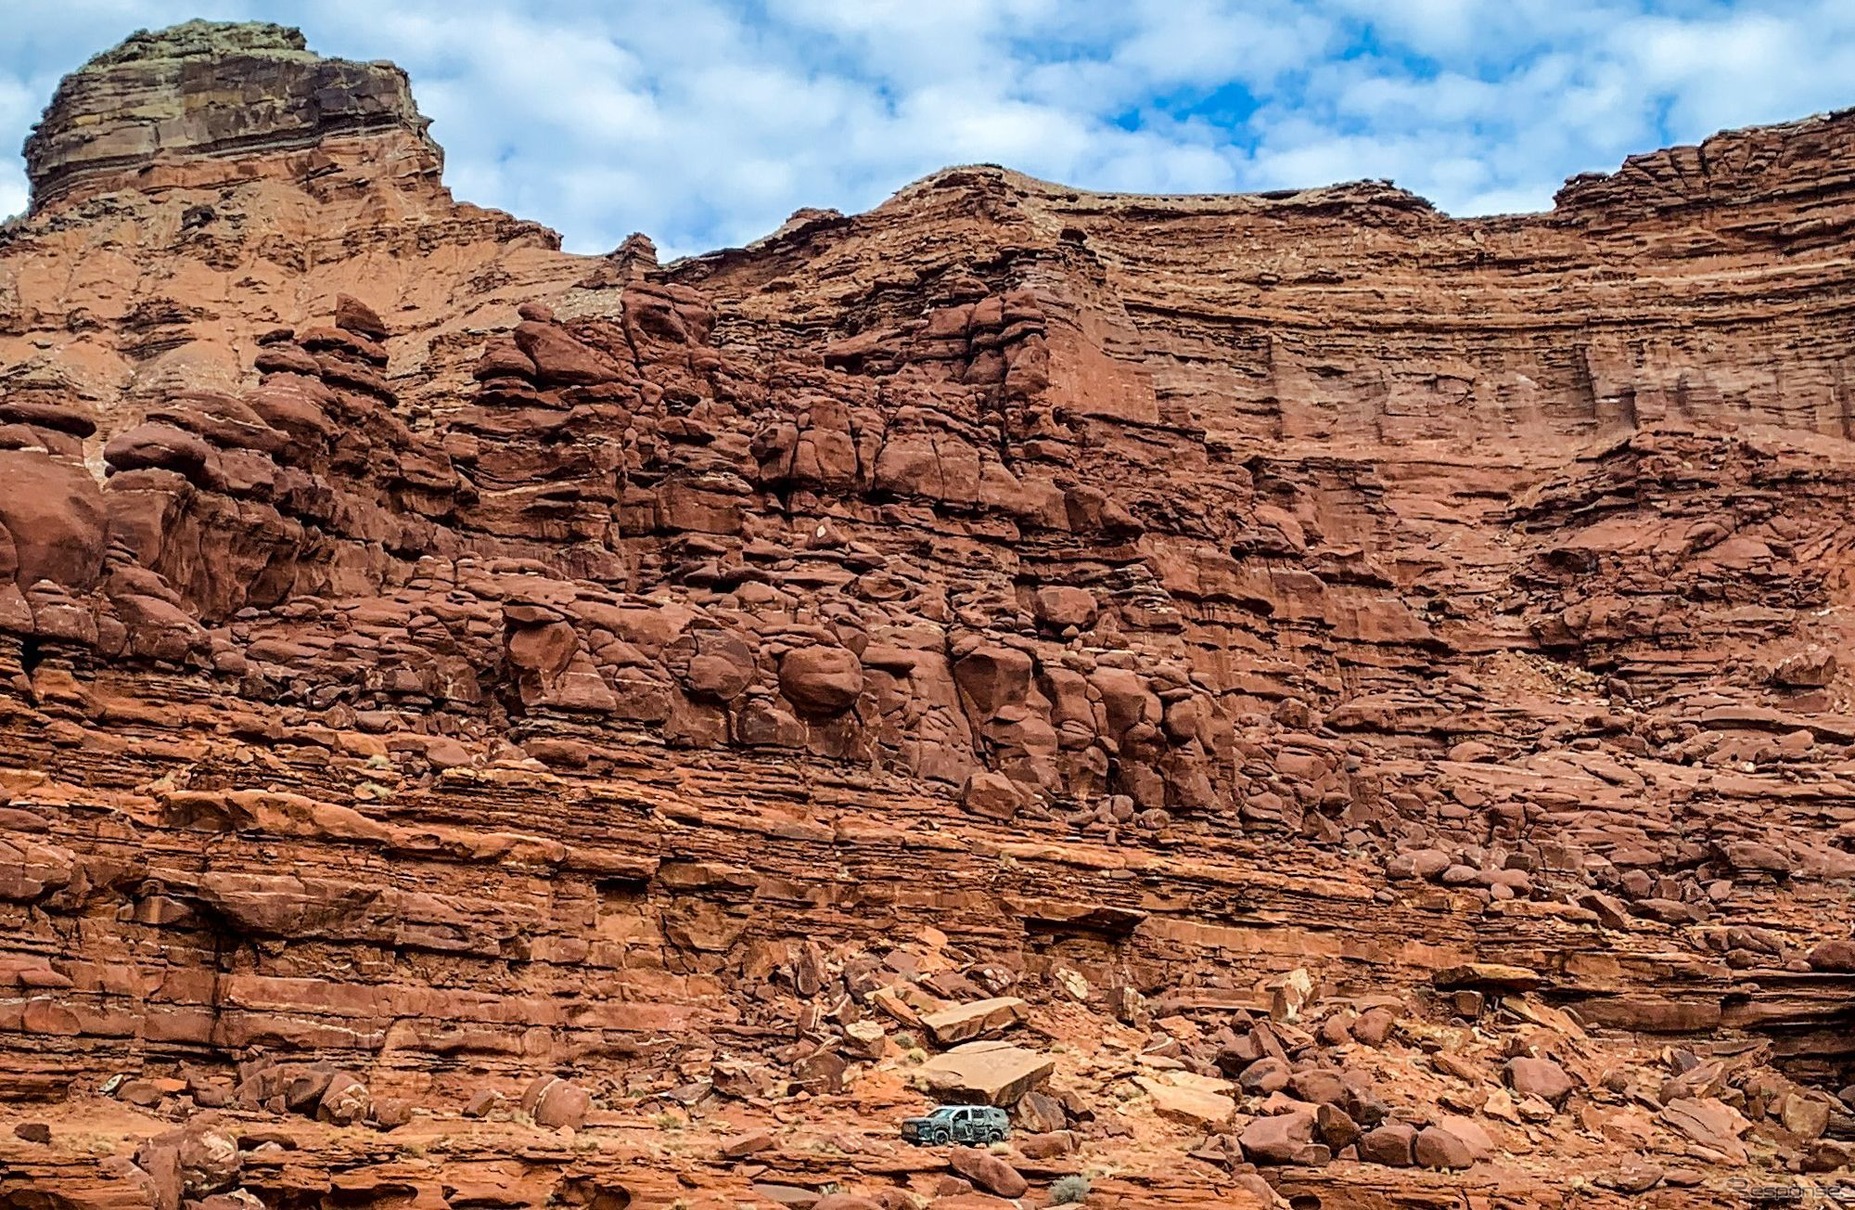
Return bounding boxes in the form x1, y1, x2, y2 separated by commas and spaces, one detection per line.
0, 19, 1852, 1210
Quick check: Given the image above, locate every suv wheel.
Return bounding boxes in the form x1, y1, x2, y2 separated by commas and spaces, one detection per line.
929, 1127, 949, 1145
985, 1128, 1003, 1143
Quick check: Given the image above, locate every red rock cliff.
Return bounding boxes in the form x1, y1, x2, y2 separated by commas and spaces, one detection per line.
0, 21, 1851, 1210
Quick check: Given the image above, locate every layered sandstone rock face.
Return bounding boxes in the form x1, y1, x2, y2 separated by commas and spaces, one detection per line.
0, 22, 1852, 1210
23, 21, 440, 209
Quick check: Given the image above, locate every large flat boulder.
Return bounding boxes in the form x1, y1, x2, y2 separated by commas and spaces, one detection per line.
919, 997, 1027, 1046
919, 1042, 1054, 1107
1135, 1075, 1236, 1131
1661, 1097, 1750, 1165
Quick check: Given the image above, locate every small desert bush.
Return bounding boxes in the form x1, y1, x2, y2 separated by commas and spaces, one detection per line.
1049, 1174, 1091, 1205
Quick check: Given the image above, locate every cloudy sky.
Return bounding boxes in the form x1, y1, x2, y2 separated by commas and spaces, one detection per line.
4, 1, 1854, 257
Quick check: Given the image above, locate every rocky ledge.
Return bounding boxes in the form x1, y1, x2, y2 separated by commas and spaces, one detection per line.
22, 20, 440, 210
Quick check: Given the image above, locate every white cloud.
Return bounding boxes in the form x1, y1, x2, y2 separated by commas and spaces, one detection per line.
1, 0, 1853, 250
0, 174, 25, 222
1115, 0, 1336, 91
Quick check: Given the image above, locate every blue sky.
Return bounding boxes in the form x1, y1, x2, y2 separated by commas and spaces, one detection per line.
4, 1, 1855, 257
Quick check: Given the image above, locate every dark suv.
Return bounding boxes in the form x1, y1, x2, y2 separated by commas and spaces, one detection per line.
900, 1104, 1010, 1145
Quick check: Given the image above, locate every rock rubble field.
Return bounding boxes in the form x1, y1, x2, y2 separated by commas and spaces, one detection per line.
0, 19, 1851, 1210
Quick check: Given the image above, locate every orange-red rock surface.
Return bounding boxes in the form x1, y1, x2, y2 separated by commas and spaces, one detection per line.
1, 20, 1852, 1210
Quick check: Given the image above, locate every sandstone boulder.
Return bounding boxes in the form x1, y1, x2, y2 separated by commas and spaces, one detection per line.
513, 320, 621, 386
104, 423, 213, 478
1806, 939, 1855, 972
520, 1076, 591, 1129
1773, 647, 1837, 687
1288, 1067, 1346, 1107
1033, 586, 1096, 629
779, 645, 864, 715
135, 1116, 240, 1202
1016, 1091, 1067, 1135
1350, 1007, 1397, 1046
720, 1130, 775, 1158
334, 294, 389, 339
0, 450, 107, 591
1239, 1109, 1321, 1165
1413, 1115, 1493, 1170
1661, 1097, 1750, 1164
316, 1072, 369, 1125
919, 1042, 1053, 1106
1134, 1075, 1236, 1131
961, 771, 1029, 821
1316, 1103, 1361, 1151
1237, 1056, 1291, 1094
919, 997, 1028, 1046
1505, 1057, 1575, 1107
1413, 1126, 1472, 1170
948, 1146, 1027, 1198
